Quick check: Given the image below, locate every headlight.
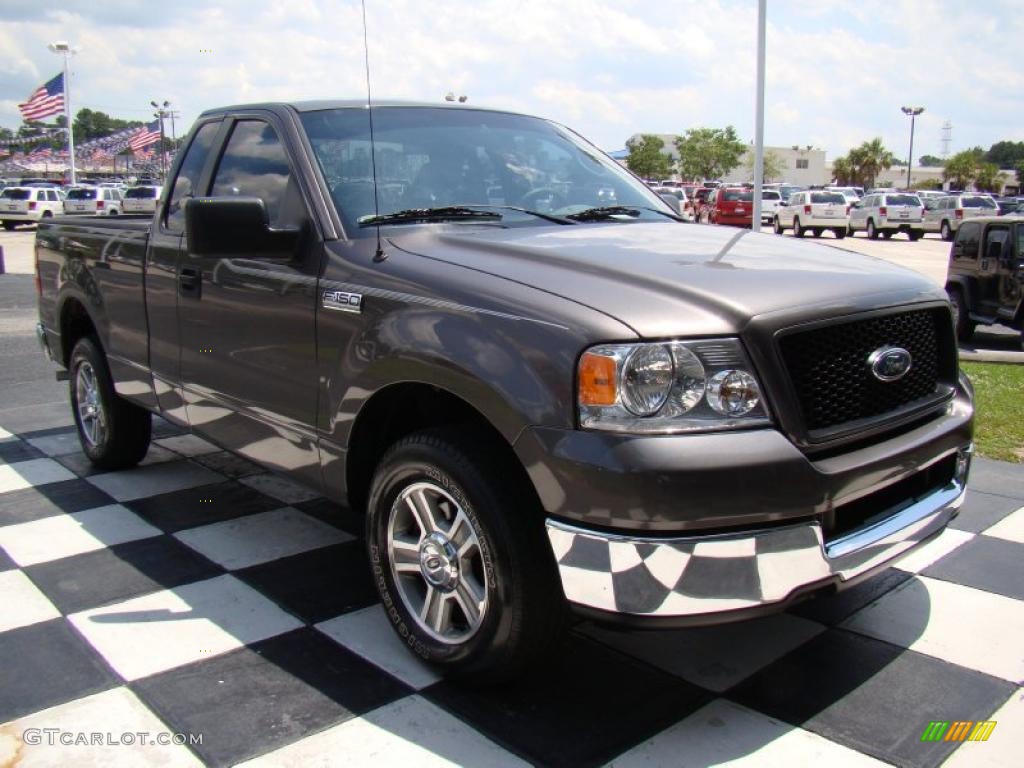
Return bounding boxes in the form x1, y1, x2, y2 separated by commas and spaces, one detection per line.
578, 339, 769, 433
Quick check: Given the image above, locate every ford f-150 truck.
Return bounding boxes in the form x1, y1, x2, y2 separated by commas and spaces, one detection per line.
35, 101, 974, 681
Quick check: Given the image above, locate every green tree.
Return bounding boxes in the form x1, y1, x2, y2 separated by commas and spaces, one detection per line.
943, 149, 982, 190
674, 126, 746, 181
985, 140, 1024, 169
847, 138, 895, 189
916, 178, 943, 190
625, 134, 674, 180
72, 108, 143, 141
918, 154, 944, 167
831, 156, 855, 185
743, 149, 784, 182
974, 162, 1002, 193
1016, 161, 1024, 189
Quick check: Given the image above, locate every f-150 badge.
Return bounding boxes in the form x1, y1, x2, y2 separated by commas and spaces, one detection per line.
322, 290, 363, 313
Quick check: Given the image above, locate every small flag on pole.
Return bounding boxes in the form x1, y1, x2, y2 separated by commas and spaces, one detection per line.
18, 73, 66, 122
128, 121, 162, 151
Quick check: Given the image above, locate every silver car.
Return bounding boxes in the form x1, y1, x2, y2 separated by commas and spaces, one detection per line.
922, 194, 999, 241
849, 192, 924, 240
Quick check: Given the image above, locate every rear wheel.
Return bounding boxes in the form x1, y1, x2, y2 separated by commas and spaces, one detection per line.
947, 287, 975, 343
793, 218, 804, 238
834, 228, 846, 239
69, 337, 152, 469
773, 217, 784, 235
867, 219, 879, 239
940, 220, 952, 241
367, 429, 566, 683
2, 221, 16, 231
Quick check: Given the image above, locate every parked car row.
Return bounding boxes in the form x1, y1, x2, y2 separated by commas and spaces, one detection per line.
0, 184, 163, 229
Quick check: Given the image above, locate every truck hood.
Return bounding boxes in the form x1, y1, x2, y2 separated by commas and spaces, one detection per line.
388, 222, 945, 338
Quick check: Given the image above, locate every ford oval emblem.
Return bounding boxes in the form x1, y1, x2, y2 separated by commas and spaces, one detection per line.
868, 346, 913, 382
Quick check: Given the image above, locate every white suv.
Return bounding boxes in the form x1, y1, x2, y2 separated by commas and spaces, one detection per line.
922, 194, 998, 241
63, 186, 123, 216
773, 190, 849, 238
0, 186, 63, 230
849, 192, 924, 240
122, 185, 163, 214
759, 189, 782, 224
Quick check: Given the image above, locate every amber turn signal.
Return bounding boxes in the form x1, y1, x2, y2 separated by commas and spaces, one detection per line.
579, 352, 618, 406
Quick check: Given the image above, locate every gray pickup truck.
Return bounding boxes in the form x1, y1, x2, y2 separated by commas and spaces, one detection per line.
36, 101, 974, 681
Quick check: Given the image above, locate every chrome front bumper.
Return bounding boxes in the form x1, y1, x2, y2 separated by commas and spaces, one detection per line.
546, 449, 970, 619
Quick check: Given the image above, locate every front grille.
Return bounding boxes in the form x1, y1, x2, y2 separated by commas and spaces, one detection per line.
779, 307, 955, 436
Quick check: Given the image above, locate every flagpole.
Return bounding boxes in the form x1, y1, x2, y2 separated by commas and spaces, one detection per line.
48, 41, 77, 185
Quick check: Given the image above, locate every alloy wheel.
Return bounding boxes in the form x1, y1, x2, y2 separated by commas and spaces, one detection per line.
75, 362, 107, 448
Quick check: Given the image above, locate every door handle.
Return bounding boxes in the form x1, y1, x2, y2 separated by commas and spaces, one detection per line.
179, 266, 201, 298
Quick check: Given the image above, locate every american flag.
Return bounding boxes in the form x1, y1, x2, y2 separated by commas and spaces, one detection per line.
128, 121, 161, 151
18, 73, 65, 122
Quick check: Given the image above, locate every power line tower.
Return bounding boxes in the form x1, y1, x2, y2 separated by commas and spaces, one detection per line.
941, 121, 952, 158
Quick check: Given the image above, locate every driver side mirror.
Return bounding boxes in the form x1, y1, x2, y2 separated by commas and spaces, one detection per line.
185, 197, 301, 257
658, 192, 682, 215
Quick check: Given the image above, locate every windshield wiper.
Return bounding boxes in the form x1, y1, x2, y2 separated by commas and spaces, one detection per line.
566, 205, 685, 223
358, 206, 503, 227
565, 205, 642, 222
459, 205, 576, 225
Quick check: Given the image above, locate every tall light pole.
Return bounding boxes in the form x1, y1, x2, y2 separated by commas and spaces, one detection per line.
751, 0, 766, 231
901, 106, 924, 190
48, 41, 78, 185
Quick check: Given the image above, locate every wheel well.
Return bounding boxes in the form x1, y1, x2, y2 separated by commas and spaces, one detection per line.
345, 383, 532, 516
59, 298, 97, 367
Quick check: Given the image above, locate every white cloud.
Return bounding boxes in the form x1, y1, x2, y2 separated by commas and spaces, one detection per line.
2, 0, 1023, 163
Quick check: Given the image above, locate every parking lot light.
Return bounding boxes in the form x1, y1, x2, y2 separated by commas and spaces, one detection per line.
901, 106, 924, 189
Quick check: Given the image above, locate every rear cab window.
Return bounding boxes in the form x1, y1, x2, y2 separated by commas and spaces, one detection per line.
1, 188, 31, 200
885, 194, 921, 206
721, 190, 753, 202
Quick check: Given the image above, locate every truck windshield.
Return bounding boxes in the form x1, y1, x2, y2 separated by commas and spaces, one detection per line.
300, 107, 671, 233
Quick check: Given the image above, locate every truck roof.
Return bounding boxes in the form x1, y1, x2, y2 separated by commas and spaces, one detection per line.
199, 100, 527, 118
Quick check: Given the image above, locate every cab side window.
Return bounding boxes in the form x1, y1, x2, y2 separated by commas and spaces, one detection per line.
210, 120, 301, 227
165, 121, 221, 233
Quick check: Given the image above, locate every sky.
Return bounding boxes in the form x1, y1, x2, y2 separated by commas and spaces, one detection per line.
2, 0, 1022, 163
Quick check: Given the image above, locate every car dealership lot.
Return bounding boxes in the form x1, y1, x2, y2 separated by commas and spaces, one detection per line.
1, 225, 1022, 767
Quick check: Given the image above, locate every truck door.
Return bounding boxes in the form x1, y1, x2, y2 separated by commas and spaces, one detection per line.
145, 118, 224, 424
979, 224, 1008, 313
177, 114, 323, 489
1000, 224, 1024, 314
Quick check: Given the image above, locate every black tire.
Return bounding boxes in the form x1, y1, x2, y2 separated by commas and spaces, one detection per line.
41, 210, 53, 218
882, 231, 893, 239
366, 428, 565, 683
69, 337, 152, 469
846, 224, 855, 237
834, 228, 846, 239
908, 230, 923, 241
773, 217, 784, 235
947, 287, 975, 343
940, 220, 952, 241
867, 219, 879, 239
793, 218, 804, 238
812, 228, 823, 238
2, 221, 16, 231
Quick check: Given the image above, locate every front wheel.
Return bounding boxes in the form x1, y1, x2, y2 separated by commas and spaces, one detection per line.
940, 221, 952, 241
834, 228, 846, 239
867, 220, 879, 239
793, 218, 804, 238
366, 429, 565, 682
812, 228, 823, 238
2, 221, 16, 231
69, 337, 152, 469
773, 217, 784, 235
947, 288, 975, 343
908, 230, 923, 241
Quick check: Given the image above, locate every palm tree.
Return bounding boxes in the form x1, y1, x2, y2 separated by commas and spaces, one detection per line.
850, 138, 895, 189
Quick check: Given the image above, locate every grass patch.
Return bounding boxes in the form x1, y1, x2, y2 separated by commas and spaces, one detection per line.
961, 362, 1024, 463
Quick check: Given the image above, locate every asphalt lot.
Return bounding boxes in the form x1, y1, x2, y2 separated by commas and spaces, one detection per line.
0, 223, 1022, 767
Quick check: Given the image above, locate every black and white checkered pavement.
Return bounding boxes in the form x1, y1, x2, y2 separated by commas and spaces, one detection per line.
1, 414, 1021, 767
